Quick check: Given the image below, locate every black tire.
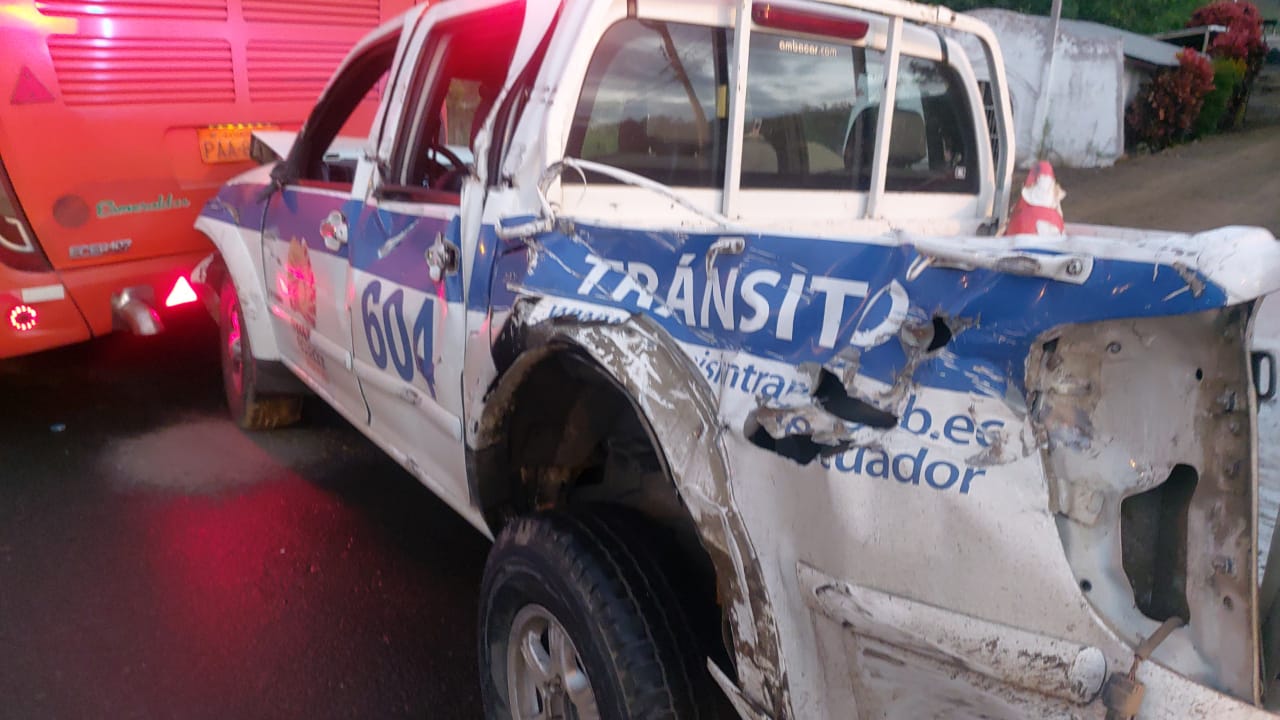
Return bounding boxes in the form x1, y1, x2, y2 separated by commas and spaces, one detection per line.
479, 510, 717, 720
218, 275, 302, 430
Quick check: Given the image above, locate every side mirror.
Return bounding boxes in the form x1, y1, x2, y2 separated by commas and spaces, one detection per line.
249, 135, 282, 166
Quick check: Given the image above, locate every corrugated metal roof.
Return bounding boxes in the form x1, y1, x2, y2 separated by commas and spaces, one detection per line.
1058, 18, 1183, 67
968, 8, 1186, 67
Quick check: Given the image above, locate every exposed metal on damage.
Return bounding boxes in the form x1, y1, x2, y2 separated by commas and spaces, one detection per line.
799, 562, 1108, 706
473, 304, 792, 715
487, 202, 1280, 715
189, 0, 1280, 716
1101, 616, 1185, 720
1030, 308, 1260, 701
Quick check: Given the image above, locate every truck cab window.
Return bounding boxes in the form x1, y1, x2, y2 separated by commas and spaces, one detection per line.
293, 38, 397, 188
393, 4, 522, 197
398, 44, 499, 194
742, 33, 884, 190
567, 20, 726, 188
887, 56, 978, 193
743, 34, 977, 195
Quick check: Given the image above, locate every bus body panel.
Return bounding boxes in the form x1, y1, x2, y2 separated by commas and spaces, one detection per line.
0, 0, 417, 358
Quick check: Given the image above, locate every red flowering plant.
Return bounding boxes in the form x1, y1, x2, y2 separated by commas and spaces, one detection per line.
1189, 1, 1268, 128
1192, 1, 1268, 63
1127, 49, 1216, 149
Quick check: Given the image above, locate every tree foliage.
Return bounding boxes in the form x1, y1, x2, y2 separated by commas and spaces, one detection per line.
1191, 1, 1268, 62
1190, 1, 1269, 132
939, 0, 1207, 35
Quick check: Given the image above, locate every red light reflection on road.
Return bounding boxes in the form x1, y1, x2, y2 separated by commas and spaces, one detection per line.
113, 422, 350, 697
144, 481, 301, 638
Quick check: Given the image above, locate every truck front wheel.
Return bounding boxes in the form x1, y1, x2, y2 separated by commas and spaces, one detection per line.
218, 276, 301, 430
479, 511, 714, 719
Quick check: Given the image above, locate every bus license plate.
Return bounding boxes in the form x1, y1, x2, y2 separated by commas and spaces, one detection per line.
198, 126, 270, 165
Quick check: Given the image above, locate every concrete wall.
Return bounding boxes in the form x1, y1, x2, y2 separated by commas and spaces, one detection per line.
965, 9, 1127, 168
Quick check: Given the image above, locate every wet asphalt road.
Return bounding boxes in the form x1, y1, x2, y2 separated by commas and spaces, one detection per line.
0, 312, 489, 719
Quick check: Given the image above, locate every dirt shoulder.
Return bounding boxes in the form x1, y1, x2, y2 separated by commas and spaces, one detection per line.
1056, 121, 1280, 235
1056, 65, 1280, 236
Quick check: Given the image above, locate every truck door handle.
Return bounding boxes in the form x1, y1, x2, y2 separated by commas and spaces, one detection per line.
320, 210, 348, 251
706, 236, 746, 274
426, 232, 459, 282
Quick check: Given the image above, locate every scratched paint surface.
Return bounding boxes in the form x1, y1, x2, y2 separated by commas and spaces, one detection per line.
503, 222, 1233, 404
197, 123, 1280, 719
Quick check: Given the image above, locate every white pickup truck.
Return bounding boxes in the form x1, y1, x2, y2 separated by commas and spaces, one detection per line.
191, 1, 1280, 717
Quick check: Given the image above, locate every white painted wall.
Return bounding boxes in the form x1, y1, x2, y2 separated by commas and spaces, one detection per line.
964, 9, 1127, 168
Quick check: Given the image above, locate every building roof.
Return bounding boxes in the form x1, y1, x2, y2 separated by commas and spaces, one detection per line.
968, 8, 1186, 67
1058, 18, 1183, 67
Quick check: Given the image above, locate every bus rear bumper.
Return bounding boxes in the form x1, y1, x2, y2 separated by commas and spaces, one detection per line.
1, 249, 211, 359
0, 267, 91, 359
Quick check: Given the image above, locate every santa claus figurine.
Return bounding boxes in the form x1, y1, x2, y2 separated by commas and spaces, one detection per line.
1006, 161, 1066, 236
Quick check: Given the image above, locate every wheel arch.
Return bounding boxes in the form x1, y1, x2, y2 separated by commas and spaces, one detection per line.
195, 215, 282, 362
470, 308, 791, 716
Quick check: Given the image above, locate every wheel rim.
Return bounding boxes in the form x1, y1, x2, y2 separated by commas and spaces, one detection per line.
506, 604, 600, 720
223, 296, 245, 398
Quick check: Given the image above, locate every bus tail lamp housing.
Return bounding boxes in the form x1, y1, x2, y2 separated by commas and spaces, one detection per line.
0, 157, 52, 273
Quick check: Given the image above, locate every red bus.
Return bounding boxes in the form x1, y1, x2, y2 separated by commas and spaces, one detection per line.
0, 0, 415, 358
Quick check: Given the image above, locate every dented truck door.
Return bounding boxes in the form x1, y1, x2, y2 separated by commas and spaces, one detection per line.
536, 7, 1048, 716
347, 1, 525, 518
193, 0, 1280, 714
258, 26, 406, 420
521, 3, 1280, 716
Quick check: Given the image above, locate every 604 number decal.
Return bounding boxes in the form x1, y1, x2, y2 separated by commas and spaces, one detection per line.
360, 280, 435, 393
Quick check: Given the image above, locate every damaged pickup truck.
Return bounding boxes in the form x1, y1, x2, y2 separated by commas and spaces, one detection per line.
191, 0, 1280, 717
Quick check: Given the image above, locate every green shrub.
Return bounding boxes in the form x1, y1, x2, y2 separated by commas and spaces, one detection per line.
1195, 58, 1247, 136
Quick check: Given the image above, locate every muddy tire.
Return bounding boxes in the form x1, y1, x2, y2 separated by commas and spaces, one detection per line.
218, 275, 302, 430
479, 510, 717, 720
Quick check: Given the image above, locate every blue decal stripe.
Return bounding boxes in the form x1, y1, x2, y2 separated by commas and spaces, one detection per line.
200, 181, 465, 303
500, 222, 1228, 399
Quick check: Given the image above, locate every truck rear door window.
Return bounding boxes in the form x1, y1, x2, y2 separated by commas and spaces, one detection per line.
743, 34, 978, 194
741, 33, 883, 190
566, 20, 726, 188
887, 56, 979, 193
567, 21, 977, 196
388, 3, 522, 198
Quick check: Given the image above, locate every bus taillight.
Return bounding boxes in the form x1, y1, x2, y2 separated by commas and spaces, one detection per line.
9, 304, 38, 332
164, 276, 198, 308
0, 157, 52, 273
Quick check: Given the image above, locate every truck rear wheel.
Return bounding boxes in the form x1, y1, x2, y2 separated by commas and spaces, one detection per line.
218, 276, 302, 430
479, 511, 715, 720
